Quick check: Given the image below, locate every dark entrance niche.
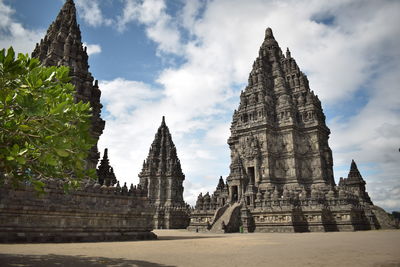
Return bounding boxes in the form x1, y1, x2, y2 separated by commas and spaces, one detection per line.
232, 186, 238, 202
248, 167, 255, 184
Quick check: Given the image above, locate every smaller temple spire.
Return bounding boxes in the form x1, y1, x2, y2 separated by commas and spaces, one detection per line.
286, 47, 291, 58
138, 117, 185, 205
348, 159, 363, 181
217, 176, 225, 190
97, 148, 117, 186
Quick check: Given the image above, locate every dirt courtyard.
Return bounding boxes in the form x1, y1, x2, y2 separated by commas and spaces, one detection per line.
0, 229, 399, 267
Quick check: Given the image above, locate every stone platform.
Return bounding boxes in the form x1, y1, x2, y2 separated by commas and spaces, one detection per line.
0, 180, 156, 243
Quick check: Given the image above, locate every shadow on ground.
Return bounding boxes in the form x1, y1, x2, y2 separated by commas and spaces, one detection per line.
156, 235, 225, 241
0, 254, 175, 267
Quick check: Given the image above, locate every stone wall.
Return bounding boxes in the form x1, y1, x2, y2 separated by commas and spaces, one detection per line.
187, 209, 215, 232
0, 180, 156, 243
188, 184, 391, 232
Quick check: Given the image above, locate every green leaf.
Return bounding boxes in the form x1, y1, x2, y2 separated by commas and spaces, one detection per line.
6, 156, 14, 161
55, 148, 69, 157
0, 48, 5, 62
50, 102, 67, 115
19, 125, 31, 131
4, 47, 15, 65
32, 180, 45, 194
16, 157, 26, 164
11, 144, 20, 155
45, 156, 58, 166
18, 149, 28, 156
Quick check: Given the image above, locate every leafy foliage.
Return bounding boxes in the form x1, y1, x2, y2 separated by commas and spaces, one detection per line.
0, 47, 96, 192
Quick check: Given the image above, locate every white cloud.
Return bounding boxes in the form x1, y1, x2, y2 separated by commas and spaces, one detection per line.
75, 0, 113, 27
117, 0, 182, 54
0, 0, 44, 54
82, 43, 102, 56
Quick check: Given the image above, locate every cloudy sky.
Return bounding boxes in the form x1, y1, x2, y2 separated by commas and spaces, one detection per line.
1, 0, 399, 211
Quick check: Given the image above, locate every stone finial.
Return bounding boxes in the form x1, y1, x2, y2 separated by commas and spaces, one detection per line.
347, 159, 364, 182
217, 176, 225, 190
286, 47, 291, 58
265, 27, 274, 39
122, 182, 128, 194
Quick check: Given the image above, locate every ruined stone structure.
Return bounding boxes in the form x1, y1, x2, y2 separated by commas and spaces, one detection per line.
188, 28, 394, 233
0, 179, 155, 243
32, 0, 105, 169
139, 117, 189, 229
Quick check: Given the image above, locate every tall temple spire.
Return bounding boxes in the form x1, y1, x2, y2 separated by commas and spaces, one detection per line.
228, 26, 334, 203
189, 27, 385, 233
139, 117, 185, 205
32, 0, 105, 169
138, 117, 188, 229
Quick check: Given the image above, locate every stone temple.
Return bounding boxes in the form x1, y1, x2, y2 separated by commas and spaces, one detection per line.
138, 117, 189, 229
188, 28, 395, 232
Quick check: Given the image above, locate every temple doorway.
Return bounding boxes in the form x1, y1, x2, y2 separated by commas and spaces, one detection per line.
248, 166, 255, 184
231, 186, 238, 202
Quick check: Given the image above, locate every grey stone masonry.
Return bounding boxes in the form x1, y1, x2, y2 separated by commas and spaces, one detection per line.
0, 179, 156, 243
139, 117, 189, 229
32, 0, 105, 169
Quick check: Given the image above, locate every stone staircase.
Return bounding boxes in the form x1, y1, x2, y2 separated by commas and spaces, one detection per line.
209, 202, 242, 233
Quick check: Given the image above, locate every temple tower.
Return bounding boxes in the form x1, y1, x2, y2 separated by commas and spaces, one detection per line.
339, 160, 373, 204
32, 0, 105, 169
188, 28, 392, 233
139, 117, 188, 228
227, 28, 334, 203
97, 148, 117, 186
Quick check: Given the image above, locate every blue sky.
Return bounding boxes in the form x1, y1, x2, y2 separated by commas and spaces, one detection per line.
1, 0, 399, 211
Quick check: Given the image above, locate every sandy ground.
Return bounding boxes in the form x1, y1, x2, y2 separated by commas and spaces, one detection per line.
0, 230, 399, 267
